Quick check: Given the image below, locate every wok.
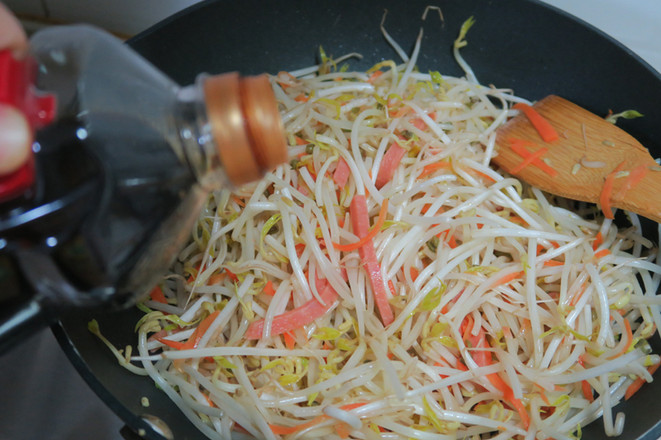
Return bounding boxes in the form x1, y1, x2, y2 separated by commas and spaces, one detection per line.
53, 0, 661, 439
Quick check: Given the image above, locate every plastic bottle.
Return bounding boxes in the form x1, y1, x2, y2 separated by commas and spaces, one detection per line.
0, 25, 288, 352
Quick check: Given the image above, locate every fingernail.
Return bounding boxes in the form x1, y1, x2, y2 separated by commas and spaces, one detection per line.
0, 104, 32, 176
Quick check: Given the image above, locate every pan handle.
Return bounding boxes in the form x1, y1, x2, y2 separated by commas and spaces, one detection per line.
0, 247, 108, 354
0, 298, 49, 354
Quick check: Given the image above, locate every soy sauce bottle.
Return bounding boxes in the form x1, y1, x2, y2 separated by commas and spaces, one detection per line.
0, 25, 287, 352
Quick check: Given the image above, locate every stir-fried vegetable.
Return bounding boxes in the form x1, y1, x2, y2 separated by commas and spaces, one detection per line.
99, 15, 661, 440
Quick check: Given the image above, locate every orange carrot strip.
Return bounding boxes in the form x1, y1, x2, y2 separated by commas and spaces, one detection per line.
333, 157, 351, 188
155, 336, 186, 350
594, 249, 611, 259
367, 70, 384, 83
600, 161, 627, 219
225, 270, 239, 282
245, 279, 338, 339
508, 140, 558, 177
461, 314, 475, 342
284, 331, 296, 350
294, 93, 309, 102
388, 279, 397, 296
172, 310, 220, 370
269, 402, 367, 435
418, 160, 452, 179
375, 143, 407, 189
625, 362, 661, 400
543, 260, 564, 267
471, 169, 497, 182
410, 267, 419, 282
335, 423, 351, 438
592, 231, 603, 251
616, 163, 648, 200
569, 283, 587, 307
332, 199, 389, 252
294, 135, 308, 145
349, 195, 394, 325
182, 310, 221, 351
471, 330, 530, 429
149, 286, 168, 304
494, 271, 524, 286
581, 380, 594, 402
208, 273, 227, 285
533, 384, 551, 405
509, 147, 549, 174
513, 102, 559, 143
263, 280, 276, 296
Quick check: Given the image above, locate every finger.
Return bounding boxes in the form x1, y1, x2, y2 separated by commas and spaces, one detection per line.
0, 3, 28, 56
0, 104, 32, 175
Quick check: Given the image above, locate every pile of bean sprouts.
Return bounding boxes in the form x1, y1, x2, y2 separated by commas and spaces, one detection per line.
107, 17, 661, 440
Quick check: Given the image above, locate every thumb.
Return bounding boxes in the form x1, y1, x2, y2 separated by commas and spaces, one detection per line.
0, 104, 32, 175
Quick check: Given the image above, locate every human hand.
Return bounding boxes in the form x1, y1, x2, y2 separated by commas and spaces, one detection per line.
0, 2, 31, 176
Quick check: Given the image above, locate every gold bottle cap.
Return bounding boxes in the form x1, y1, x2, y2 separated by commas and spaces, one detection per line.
203, 72, 288, 185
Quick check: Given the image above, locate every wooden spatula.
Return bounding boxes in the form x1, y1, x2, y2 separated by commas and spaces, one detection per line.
492, 95, 661, 223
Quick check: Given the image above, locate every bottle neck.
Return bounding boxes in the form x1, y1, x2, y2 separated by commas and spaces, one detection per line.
173, 78, 229, 191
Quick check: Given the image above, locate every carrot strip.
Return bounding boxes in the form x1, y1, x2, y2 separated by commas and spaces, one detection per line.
513, 102, 559, 143
409, 267, 419, 282
471, 169, 497, 182
149, 286, 167, 304
533, 384, 551, 405
335, 423, 351, 438
543, 260, 564, 267
625, 362, 661, 400
600, 161, 627, 219
569, 283, 587, 307
284, 331, 296, 350
581, 380, 594, 402
182, 310, 221, 351
471, 328, 530, 429
263, 280, 276, 296
208, 273, 227, 285
375, 143, 407, 189
225, 270, 239, 282
294, 135, 308, 145
508, 140, 558, 177
493, 271, 524, 286
616, 163, 648, 200
269, 402, 367, 435
294, 93, 309, 102
155, 336, 186, 350
172, 310, 220, 370
388, 279, 397, 296
332, 199, 389, 251
460, 314, 475, 342
333, 157, 351, 188
367, 70, 384, 83
509, 147, 549, 174
418, 160, 452, 179
245, 279, 338, 339
594, 249, 611, 259
592, 231, 603, 251
349, 195, 394, 325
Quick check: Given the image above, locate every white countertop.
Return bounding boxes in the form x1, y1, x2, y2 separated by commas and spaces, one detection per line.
0, 1, 659, 439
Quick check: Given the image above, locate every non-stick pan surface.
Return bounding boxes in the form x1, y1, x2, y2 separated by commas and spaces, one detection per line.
54, 1, 661, 439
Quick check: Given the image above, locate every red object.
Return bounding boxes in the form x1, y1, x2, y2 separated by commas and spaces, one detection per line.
0, 49, 57, 201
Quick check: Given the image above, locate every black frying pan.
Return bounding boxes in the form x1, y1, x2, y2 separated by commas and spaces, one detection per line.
53, 0, 661, 439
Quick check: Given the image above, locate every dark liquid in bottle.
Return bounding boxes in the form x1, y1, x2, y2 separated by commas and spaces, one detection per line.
0, 115, 195, 309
